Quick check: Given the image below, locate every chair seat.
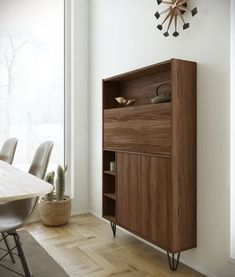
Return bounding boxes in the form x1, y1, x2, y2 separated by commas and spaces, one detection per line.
0, 198, 38, 233
0, 217, 24, 233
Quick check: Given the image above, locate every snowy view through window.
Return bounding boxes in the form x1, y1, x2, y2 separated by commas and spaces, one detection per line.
0, 0, 64, 170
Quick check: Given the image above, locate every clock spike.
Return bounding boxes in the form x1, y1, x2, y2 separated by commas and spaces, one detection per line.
173, 14, 179, 37
173, 31, 179, 37
155, 11, 160, 19
157, 24, 163, 30
183, 22, 190, 29
161, 9, 172, 25
165, 12, 174, 34
178, 10, 190, 30
157, 0, 162, 5
177, 9, 186, 24
155, 7, 171, 20
164, 31, 170, 37
191, 7, 198, 16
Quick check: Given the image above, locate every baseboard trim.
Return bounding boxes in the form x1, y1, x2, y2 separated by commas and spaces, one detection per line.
88, 210, 217, 277
71, 210, 90, 217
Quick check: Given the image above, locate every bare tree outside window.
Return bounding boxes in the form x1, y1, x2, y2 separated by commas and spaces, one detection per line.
0, 0, 64, 170
0, 36, 27, 136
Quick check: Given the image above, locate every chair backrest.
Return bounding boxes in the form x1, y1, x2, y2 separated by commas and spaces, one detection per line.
28, 141, 54, 179
0, 138, 18, 164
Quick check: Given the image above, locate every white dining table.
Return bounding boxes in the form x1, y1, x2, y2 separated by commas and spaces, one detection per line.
0, 160, 53, 203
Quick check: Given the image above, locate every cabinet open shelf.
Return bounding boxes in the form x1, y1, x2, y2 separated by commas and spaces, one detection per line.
104, 170, 116, 176
103, 60, 171, 110
103, 196, 116, 221
103, 215, 116, 222
104, 193, 116, 200
103, 150, 116, 223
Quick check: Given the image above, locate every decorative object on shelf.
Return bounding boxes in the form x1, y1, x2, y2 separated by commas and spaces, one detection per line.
151, 82, 171, 103
39, 165, 71, 227
151, 95, 171, 104
115, 97, 136, 107
110, 161, 116, 172
155, 0, 198, 37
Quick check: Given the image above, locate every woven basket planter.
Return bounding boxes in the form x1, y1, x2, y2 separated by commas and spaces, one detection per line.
39, 196, 71, 227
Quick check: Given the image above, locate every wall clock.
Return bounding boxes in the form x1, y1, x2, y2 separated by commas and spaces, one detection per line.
155, 0, 198, 37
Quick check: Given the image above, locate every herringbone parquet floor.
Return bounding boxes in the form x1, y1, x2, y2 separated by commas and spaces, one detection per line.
25, 214, 204, 277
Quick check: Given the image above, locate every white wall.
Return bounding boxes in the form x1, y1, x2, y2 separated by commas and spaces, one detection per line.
88, 0, 235, 276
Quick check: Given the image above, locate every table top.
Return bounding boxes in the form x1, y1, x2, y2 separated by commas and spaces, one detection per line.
0, 161, 53, 203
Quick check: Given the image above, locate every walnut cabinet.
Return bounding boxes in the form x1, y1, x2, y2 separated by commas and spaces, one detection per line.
102, 59, 197, 271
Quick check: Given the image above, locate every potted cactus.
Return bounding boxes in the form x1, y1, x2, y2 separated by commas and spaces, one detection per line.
39, 165, 71, 227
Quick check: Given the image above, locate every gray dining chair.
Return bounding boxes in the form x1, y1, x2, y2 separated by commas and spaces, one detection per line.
0, 137, 18, 263
0, 137, 18, 164
28, 141, 54, 179
0, 141, 53, 277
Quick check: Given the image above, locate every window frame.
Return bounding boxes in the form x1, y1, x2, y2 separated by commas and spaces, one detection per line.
230, 0, 235, 263
64, 0, 75, 197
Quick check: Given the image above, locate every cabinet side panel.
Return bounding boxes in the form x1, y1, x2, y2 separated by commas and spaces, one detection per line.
116, 153, 141, 233
171, 59, 197, 252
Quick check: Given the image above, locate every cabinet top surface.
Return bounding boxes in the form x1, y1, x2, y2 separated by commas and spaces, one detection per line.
103, 58, 196, 82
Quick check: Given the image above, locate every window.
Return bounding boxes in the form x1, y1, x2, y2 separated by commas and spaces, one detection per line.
0, 0, 65, 172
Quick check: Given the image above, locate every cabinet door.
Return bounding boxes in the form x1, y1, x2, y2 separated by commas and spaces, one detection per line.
116, 153, 141, 233
104, 104, 171, 156
140, 156, 172, 249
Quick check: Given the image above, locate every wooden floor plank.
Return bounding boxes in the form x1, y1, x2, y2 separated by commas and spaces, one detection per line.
24, 214, 204, 277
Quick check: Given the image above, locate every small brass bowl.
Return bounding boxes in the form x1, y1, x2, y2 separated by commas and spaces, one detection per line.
115, 97, 127, 104
115, 97, 136, 107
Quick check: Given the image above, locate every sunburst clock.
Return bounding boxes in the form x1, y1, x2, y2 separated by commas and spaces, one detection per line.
155, 0, 198, 37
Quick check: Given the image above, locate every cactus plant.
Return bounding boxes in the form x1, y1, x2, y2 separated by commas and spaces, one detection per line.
45, 171, 55, 201
39, 165, 71, 226
56, 165, 67, 201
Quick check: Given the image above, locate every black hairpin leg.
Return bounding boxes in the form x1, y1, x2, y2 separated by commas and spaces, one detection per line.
13, 232, 33, 277
110, 222, 116, 237
2, 232, 16, 263
167, 252, 180, 271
